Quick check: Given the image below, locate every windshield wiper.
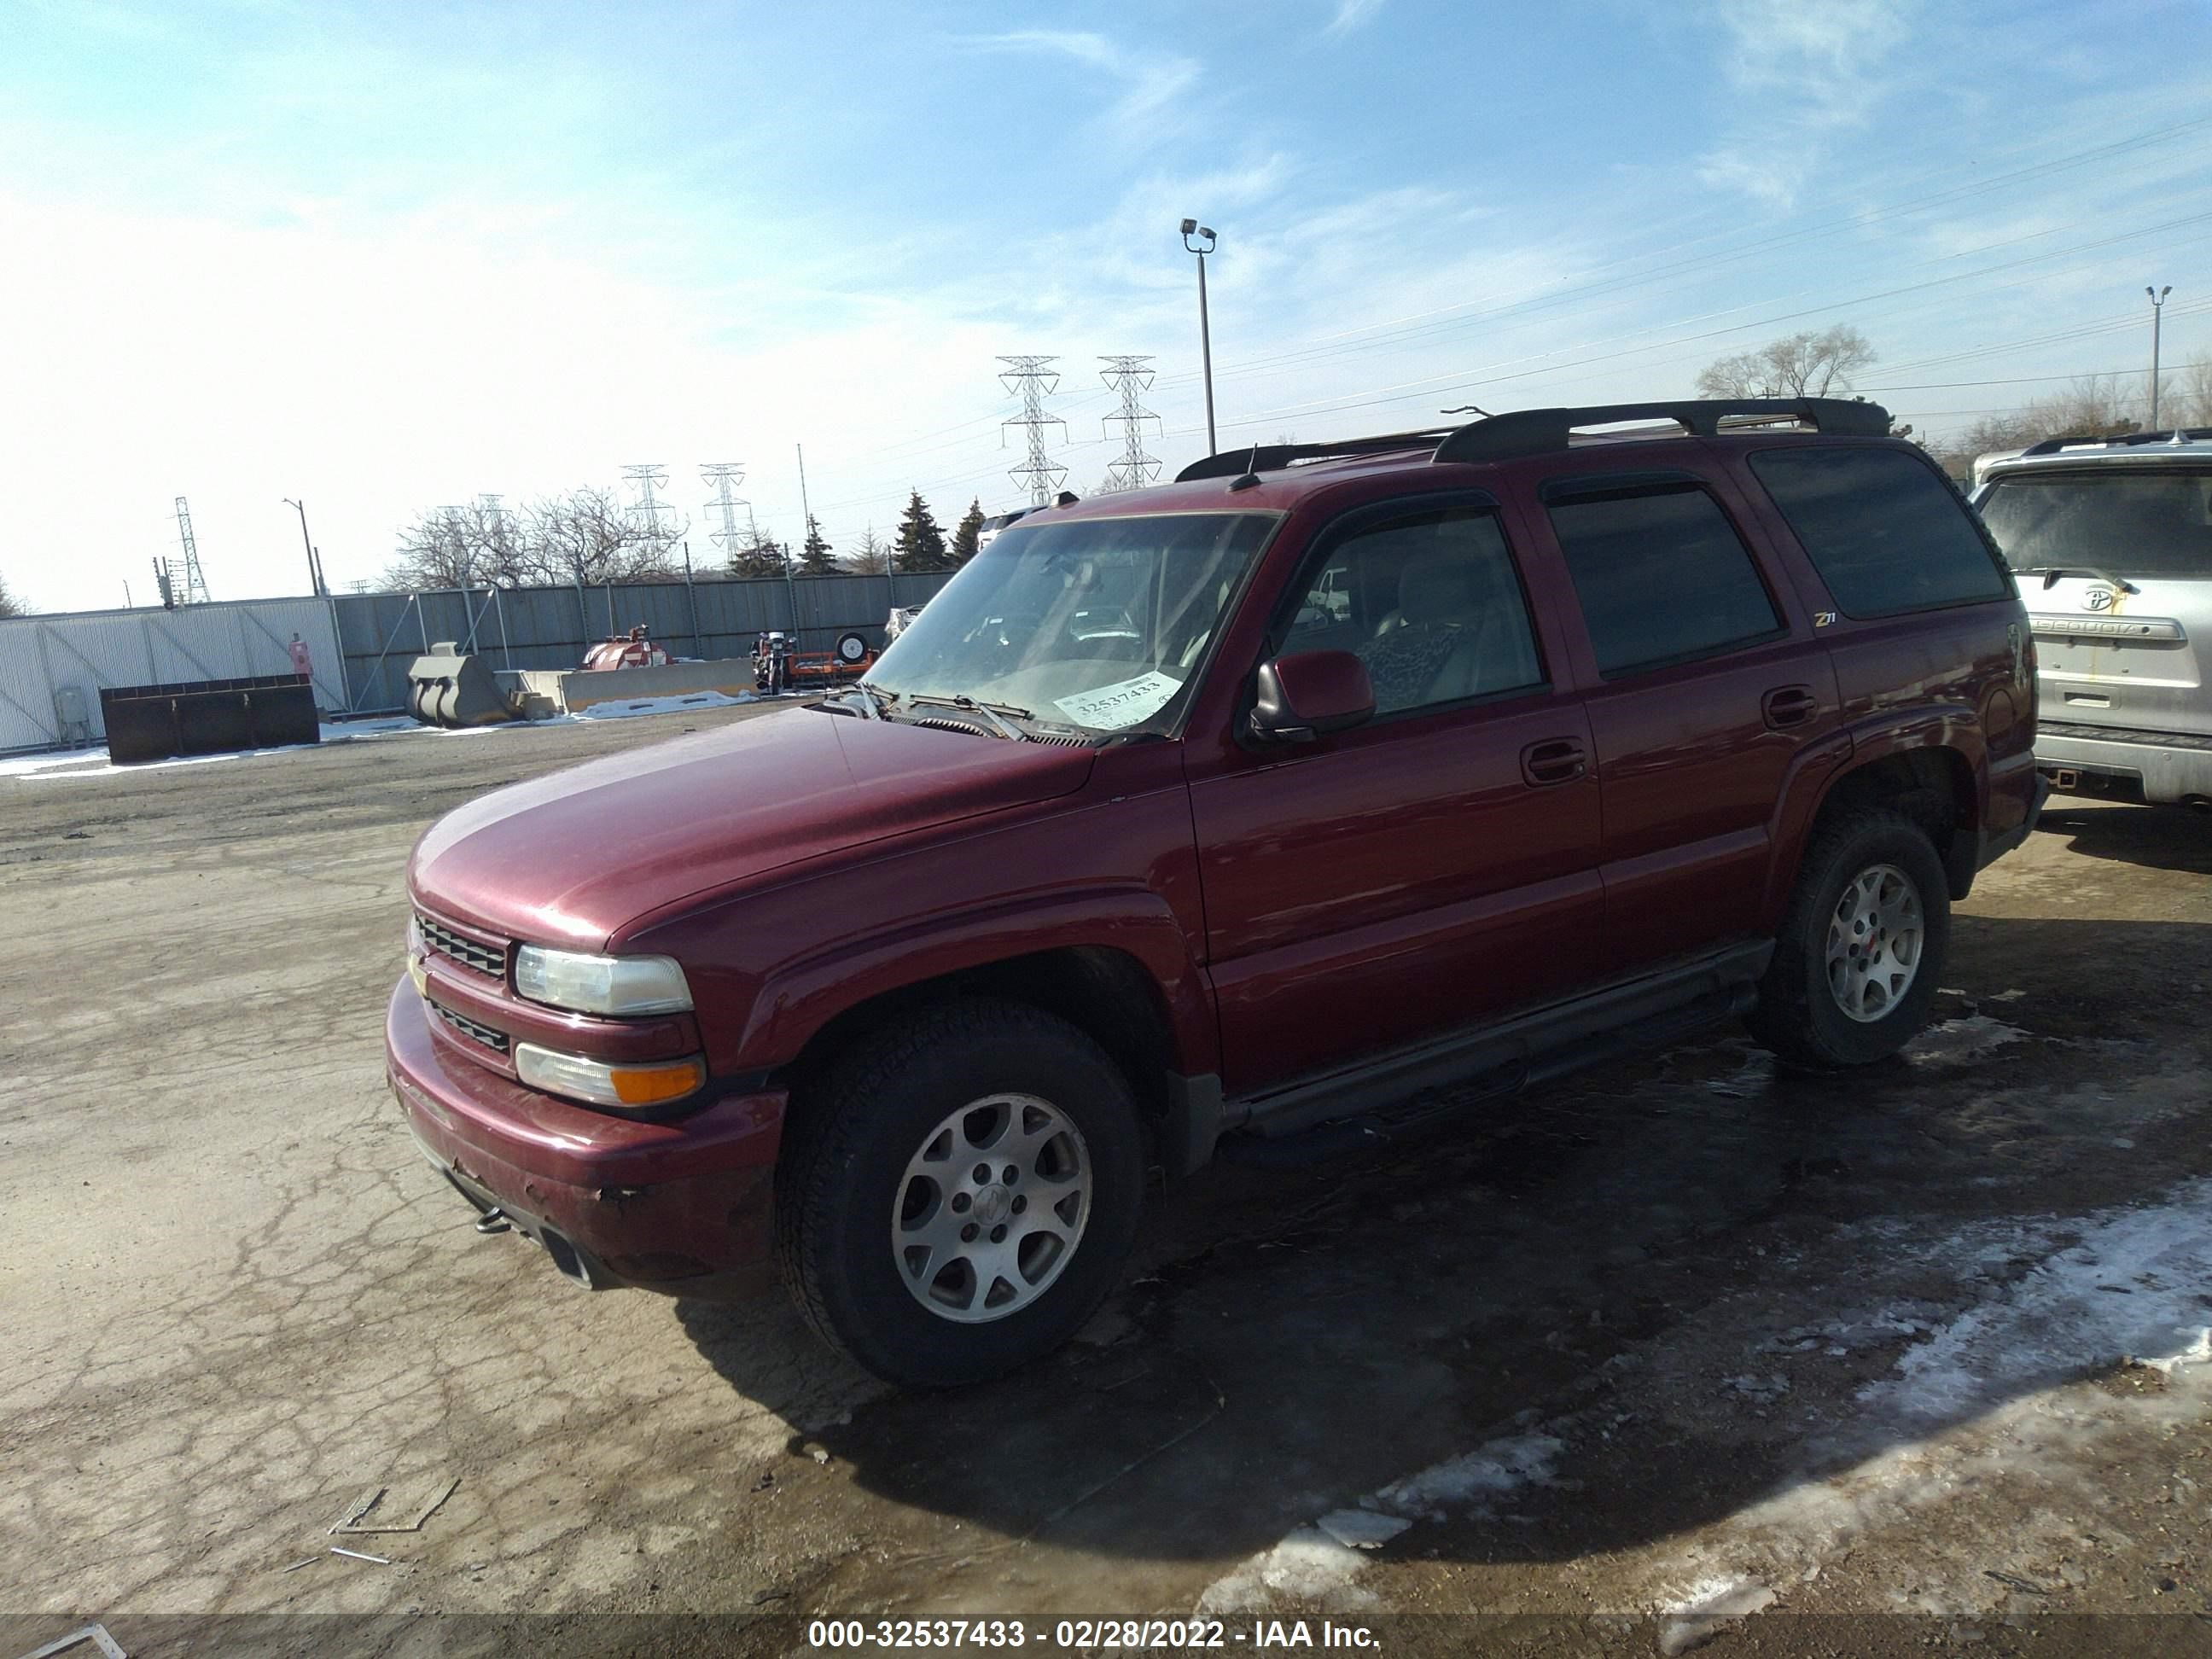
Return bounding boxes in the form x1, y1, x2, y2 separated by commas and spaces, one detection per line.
2021, 564, 2140, 594
905, 693, 1034, 742
850, 679, 896, 719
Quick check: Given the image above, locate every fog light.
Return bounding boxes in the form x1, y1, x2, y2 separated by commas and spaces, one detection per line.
514, 1043, 706, 1110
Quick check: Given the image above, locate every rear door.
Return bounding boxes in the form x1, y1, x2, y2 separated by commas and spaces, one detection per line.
1185, 494, 1604, 1097
1529, 463, 1842, 975
1976, 464, 2212, 740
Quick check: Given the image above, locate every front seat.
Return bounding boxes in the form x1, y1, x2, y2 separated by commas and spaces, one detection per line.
1354, 548, 1529, 711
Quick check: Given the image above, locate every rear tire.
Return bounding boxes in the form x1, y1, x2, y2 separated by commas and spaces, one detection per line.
775, 999, 1145, 1388
1748, 807, 1950, 1069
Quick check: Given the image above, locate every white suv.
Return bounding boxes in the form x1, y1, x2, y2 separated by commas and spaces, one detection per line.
1975, 430, 2212, 813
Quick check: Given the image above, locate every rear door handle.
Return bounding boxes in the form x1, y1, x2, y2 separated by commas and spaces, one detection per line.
1520, 738, 1587, 787
1762, 685, 1819, 730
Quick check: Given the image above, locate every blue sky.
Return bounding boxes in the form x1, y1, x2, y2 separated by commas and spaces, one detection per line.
3, 0, 2209, 611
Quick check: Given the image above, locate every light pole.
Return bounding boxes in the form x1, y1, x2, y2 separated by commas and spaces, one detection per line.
282, 498, 323, 596
2147, 285, 2173, 430
1181, 218, 1218, 454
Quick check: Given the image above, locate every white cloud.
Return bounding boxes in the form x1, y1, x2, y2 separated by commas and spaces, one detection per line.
962, 30, 1199, 132
1323, 0, 1386, 39
1694, 0, 1921, 208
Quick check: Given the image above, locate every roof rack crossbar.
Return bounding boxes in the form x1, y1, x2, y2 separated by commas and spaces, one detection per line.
2018, 427, 2212, 457
1175, 428, 1459, 483
1431, 398, 1891, 465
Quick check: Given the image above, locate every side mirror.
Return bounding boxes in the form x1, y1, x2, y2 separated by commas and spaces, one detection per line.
1249, 649, 1376, 745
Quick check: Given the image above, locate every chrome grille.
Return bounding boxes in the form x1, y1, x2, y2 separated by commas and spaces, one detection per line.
430, 999, 510, 1055
417, 913, 508, 978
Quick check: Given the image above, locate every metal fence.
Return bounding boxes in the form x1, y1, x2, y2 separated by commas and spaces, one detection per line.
0, 572, 956, 754
0, 598, 347, 754
334, 572, 954, 718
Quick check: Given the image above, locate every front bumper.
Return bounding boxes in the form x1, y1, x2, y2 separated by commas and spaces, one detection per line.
386, 980, 787, 1300
2036, 720, 2212, 806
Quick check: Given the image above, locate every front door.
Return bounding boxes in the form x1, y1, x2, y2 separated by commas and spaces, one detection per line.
1186, 498, 1605, 1097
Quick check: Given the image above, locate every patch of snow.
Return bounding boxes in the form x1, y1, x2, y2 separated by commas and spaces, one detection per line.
1194, 1429, 1558, 1612
1856, 1179, 2212, 1430
1657, 1574, 1776, 1655
1905, 1016, 2030, 1066
574, 690, 753, 719
1195, 1528, 1374, 1615
1621, 1183, 2212, 1615
1313, 1510, 1410, 1550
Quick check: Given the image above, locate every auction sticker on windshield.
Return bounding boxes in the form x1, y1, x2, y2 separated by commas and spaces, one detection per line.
1054, 670, 1183, 731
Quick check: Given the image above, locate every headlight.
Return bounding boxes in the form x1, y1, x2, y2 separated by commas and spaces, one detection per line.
515, 1043, 706, 1109
512, 946, 692, 1016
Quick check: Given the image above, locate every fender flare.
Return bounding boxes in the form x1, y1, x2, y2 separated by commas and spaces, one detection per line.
733, 884, 1219, 1080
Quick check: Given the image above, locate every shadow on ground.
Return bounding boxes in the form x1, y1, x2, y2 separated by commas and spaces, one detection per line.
674, 911, 2212, 1590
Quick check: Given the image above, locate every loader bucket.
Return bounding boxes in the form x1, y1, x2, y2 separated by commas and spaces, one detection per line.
403, 643, 515, 728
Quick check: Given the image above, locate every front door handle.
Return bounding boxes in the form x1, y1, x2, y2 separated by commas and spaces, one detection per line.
1521, 738, 1587, 787
1762, 685, 1819, 730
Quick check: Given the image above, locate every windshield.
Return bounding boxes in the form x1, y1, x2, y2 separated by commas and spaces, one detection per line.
1977, 469, 2212, 579
864, 511, 1277, 736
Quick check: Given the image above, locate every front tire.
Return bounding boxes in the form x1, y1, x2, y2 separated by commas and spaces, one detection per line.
775, 999, 1145, 1388
1748, 807, 1950, 1069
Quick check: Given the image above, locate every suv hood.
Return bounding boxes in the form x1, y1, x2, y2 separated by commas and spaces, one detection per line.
410, 709, 1096, 948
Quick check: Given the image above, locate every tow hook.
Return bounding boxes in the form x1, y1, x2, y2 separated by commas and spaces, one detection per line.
474, 1207, 512, 1235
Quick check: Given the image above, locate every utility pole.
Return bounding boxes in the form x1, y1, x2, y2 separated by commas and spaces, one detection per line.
998, 355, 1068, 506
1100, 355, 1163, 491
795, 443, 814, 532
1180, 220, 1219, 454
282, 498, 323, 596
2148, 284, 2173, 429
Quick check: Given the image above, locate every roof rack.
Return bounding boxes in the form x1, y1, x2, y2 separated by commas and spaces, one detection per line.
1431, 398, 1889, 464
2017, 428, 2212, 457
1174, 399, 1892, 485
1174, 428, 1459, 483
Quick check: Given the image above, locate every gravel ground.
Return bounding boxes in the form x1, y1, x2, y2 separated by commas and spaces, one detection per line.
2, 708, 2209, 1657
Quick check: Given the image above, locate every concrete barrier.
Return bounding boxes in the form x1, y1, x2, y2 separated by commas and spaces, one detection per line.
500, 658, 762, 715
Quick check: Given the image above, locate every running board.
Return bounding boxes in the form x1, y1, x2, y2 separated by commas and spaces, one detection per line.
1217, 940, 1773, 1156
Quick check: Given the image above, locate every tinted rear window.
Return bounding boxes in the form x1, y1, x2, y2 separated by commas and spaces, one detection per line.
1976, 469, 2212, 579
1546, 485, 1783, 678
1750, 446, 2011, 617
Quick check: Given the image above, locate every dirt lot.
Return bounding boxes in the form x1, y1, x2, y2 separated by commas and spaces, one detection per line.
3, 709, 2210, 1657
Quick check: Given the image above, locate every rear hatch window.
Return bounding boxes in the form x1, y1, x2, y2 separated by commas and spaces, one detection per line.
1978, 469, 2212, 579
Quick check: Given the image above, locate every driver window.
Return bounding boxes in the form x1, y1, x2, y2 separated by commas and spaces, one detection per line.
1285, 508, 1543, 714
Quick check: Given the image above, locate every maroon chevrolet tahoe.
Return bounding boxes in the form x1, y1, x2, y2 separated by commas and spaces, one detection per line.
389, 399, 2045, 1388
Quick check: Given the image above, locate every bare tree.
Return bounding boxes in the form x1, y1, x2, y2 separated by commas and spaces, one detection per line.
1696, 325, 1877, 399
522, 486, 678, 586
847, 526, 890, 576
2180, 355, 2212, 428
0, 571, 29, 617
1925, 373, 2151, 477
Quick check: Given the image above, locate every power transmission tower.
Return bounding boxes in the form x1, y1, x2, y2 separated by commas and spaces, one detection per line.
998, 355, 1068, 506
1099, 355, 1162, 492
622, 463, 675, 562
172, 496, 211, 604
700, 463, 748, 561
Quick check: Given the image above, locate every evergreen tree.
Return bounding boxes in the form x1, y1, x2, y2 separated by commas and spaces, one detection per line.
727, 527, 789, 579
798, 515, 838, 575
892, 489, 950, 573
951, 498, 986, 565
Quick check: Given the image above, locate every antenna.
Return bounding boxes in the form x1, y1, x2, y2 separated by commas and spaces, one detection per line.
700, 463, 748, 559
172, 496, 211, 603
998, 355, 1068, 507
1099, 355, 1163, 491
